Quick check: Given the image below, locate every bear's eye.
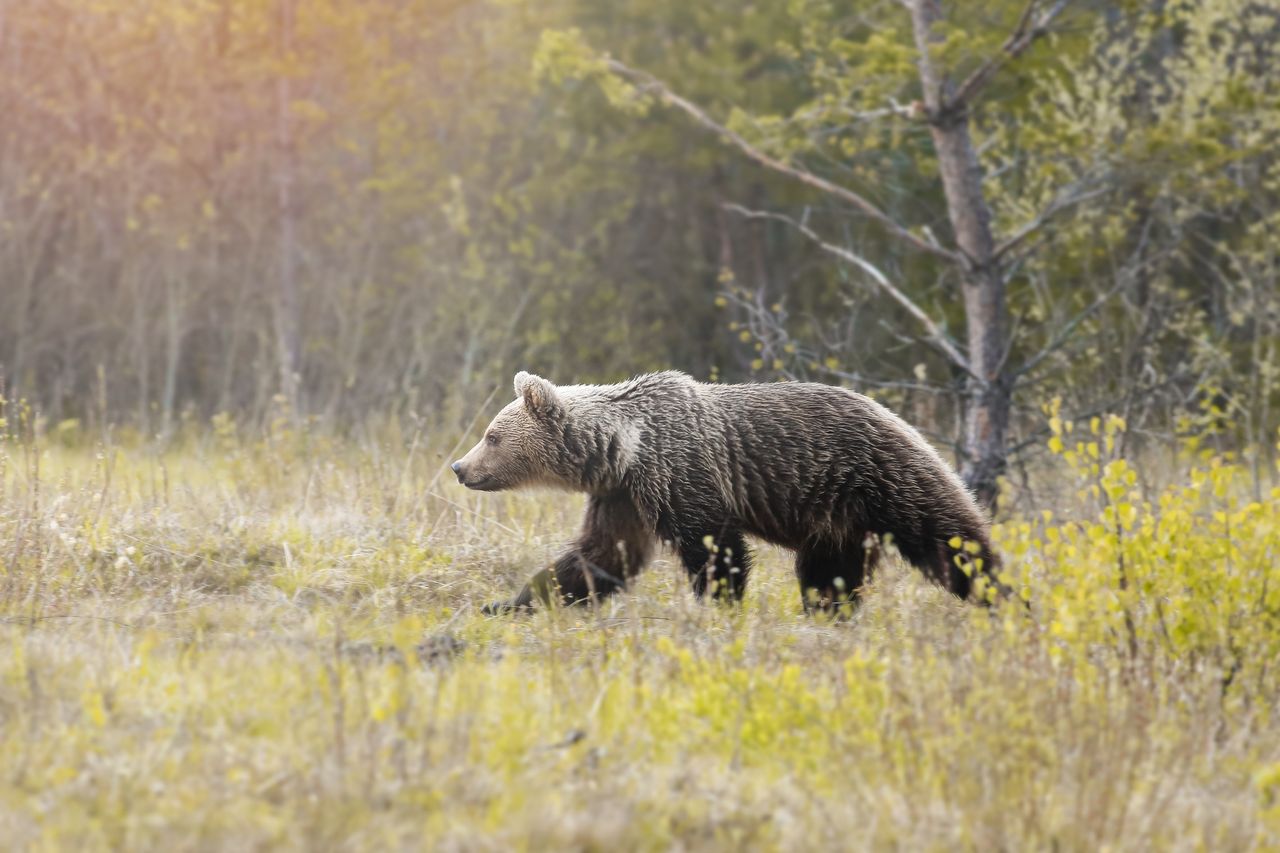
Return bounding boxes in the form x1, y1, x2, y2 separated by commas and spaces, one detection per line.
486, 433, 500, 446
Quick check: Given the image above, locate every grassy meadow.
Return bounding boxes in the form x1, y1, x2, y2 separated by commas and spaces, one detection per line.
1, 413, 1279, 851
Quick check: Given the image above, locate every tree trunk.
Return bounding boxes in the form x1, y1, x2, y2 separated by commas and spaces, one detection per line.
274, 0, 301, 413
133, 271, 151, 433
909, 0, 1012, 509
161, 276, 186, 441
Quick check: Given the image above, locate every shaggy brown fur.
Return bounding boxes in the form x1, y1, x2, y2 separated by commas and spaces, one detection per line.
452, 371, 1003, 613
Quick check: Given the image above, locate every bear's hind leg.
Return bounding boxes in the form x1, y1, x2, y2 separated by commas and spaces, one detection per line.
937, 538, 1010, 605
943, 542, 974, 601
678, 529, 751, 601
795, 537, 877, 615
896, 533, 1006, 605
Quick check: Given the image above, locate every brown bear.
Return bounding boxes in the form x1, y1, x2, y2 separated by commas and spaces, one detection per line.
452, 371, 1004, 613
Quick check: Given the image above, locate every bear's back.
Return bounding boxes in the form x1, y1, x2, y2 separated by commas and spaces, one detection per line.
677, 380, 983, 549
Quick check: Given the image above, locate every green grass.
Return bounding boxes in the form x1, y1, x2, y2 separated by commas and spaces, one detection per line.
1, 426, 1278, 850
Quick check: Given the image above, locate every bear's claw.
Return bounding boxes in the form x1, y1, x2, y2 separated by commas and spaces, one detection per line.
481, 599, 528, 616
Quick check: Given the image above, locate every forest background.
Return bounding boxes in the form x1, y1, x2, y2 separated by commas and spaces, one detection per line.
4, 0, 1278, 506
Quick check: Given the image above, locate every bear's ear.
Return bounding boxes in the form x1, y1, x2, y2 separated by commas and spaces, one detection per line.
515, 371, 562, 420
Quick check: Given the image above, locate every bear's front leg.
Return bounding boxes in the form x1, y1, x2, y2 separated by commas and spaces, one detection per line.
480, 567, 551, 615
482, 494, 653, 614
482, 550, 625, 614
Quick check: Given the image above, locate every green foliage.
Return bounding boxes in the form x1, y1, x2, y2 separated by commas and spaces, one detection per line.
984, 0, 1280, 445
534, 27, 649, 114
1005, 406, 1280, 678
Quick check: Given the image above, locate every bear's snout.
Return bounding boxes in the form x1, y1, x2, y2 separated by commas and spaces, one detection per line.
450, 461, 465, 482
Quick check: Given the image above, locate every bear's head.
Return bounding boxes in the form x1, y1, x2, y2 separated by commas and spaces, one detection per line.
451, 371, 636, 493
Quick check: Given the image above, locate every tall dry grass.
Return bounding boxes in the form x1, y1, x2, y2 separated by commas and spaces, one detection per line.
0, 414, 1278, 850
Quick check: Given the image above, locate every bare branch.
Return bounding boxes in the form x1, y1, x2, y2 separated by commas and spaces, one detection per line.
724, 203, 975, 377
1014, 248, 1170, 381
839, 97, 923, 123
1013, 281, 1126, 382
906, 0, 948, 115
950, 0, 1073, 108
785, 98, 921, 129
995, 183, 1111, 259
606, 58, 964, 266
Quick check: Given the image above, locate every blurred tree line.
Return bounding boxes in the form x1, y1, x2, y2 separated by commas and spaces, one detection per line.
1, 0, 1278, 498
